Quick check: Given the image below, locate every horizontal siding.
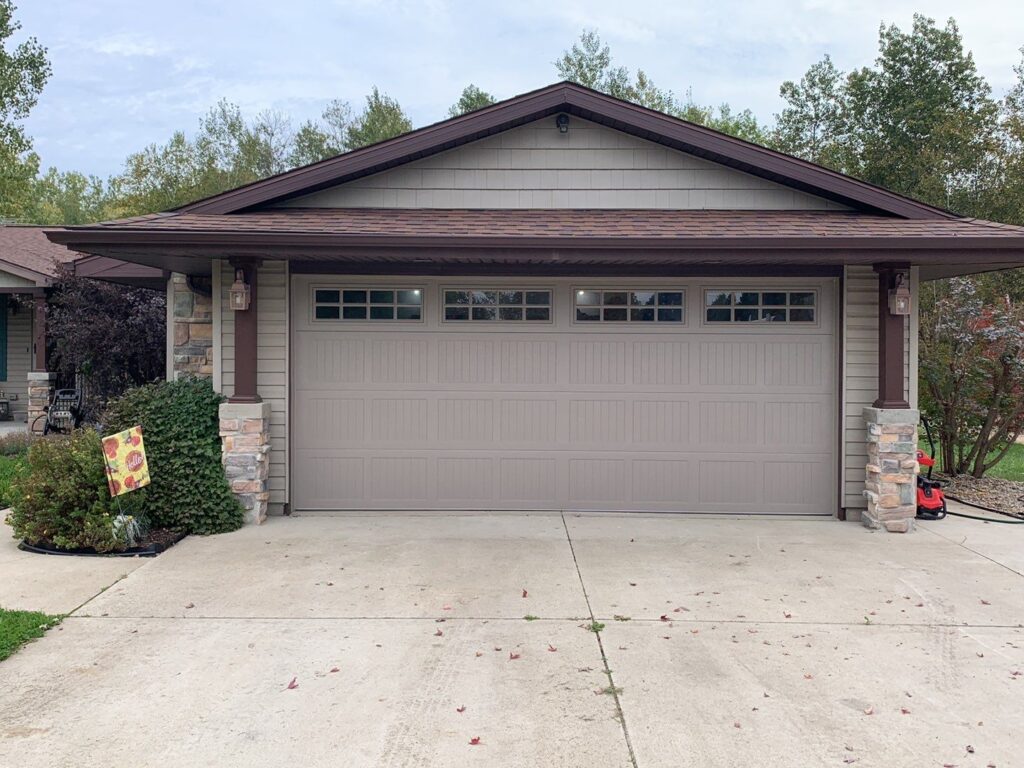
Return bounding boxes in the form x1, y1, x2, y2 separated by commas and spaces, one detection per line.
841, 266, 913, 510
220, 260, 289, 512
1, 305, 32, 421
282, 117, 850, 212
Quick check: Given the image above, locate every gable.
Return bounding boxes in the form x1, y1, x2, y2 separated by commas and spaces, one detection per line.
278, 118, 850, 211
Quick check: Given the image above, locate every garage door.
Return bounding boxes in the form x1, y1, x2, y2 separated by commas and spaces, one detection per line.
290, 276, 837, 514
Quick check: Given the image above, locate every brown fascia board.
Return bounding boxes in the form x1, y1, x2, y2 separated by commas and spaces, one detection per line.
174, 82, 952, 220
44, 227, 1024, 256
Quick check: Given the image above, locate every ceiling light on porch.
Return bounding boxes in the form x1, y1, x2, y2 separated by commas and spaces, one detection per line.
229, 269, 251, 311
888, 272, 911, 316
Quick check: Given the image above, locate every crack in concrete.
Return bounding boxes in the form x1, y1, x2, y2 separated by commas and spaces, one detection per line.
560, 512, 640, 768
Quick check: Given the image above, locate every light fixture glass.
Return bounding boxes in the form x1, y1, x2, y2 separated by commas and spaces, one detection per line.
888, 272, 911, 316
229, 269, 251, 311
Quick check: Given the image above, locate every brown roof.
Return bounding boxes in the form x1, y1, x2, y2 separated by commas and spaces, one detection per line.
175, 82, 952, 220
0, 225, 83, 284
68, 208, 1024, 246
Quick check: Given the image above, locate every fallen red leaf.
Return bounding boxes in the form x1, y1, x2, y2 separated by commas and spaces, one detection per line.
443, 604, 452, 610
329, 667, 339, 673
660, 615, 670, 622
803, 674, 813, 680
185, 602, 195, 609
286, 677, 298, 690
547, 644, 558, 652
509, 652, 520, 660
733, 721, 741, 729
475, 651, 483, 657
456, 705, 466, 713
980, 599, 991, 605
469, 737, 481, 746
863, 706, 874, 715
434, 629, 444, 637
966, 745, 975, 754
522, 589, 528, 598
783, 612, 792, 619
901, 707, 911, 715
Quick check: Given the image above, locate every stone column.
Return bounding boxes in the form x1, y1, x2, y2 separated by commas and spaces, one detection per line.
27, 372, 56, 431
171, 274, 213, 379
863, 407, 919, 533
219, 401, 271, 524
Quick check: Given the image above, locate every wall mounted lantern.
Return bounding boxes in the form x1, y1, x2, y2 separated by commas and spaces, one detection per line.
556, 113, 570, 133
888, 272, 911, 316
229, 268, 251, 311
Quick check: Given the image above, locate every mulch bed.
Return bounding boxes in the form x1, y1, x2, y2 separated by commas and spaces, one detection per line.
936, 473, 1024, 516
18, 528, 186, 558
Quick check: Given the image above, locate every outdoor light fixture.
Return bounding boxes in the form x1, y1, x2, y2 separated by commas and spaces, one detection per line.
229, 268, 251, 311
888, 272, 911, 316
556, 114, 570, 133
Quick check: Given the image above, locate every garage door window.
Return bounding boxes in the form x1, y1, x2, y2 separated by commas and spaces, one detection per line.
575, 289, 685, 323
443, 289, 552, 322
313, 287, 423, 321
704, 290, 816, 323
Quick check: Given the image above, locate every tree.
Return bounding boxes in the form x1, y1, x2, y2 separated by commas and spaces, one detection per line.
773, 55, 852, 168
448, 84, 496, 117
47, 266, 166, 419
344, 87, 412, 149
26, 167, 108, 224
0, 0, 49, 221
555, 30, 767, 141
289, 100, 352, 166
919, 279, 1024, 477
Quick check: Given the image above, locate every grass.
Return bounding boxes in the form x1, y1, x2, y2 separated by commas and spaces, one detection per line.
0, 608, 61, 662
923, 439, 1024, 482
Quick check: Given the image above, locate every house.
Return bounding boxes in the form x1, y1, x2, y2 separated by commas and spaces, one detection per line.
0, 225, 162, 424
45, 83, 1024, 532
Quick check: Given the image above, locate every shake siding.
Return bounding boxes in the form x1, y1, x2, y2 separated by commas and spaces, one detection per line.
841, 265, 914, 510
220, 259, 289, 512
2, 305, 32, 420
281, 118, 851, 212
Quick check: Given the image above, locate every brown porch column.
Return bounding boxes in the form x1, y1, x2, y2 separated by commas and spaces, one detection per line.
862, 264, 917, 533
229, 259, 260, 404
873, 264, 909, 409
220, 259, 270, 524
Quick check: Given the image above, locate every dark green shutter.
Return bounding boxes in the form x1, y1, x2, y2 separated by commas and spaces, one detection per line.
0, 295, 8, 382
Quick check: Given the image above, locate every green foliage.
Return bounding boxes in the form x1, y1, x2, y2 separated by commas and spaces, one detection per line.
448, 84, 497, 117
0, 608, 60, 662
344, 87, 412, 149
0, 454, 26, 507
772, 15, 1001, 216
4, 429, 135, 552
919, 279, 1024, 477
555, 30, 767, 142
0, 431, 37, 456
0, 1, 49, 220
103, 377, 243, 535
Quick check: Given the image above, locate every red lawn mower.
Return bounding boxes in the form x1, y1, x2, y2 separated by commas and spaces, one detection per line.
915, 417, 947, 521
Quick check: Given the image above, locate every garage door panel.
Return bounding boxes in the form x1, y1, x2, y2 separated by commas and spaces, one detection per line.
291, 277, 837, 514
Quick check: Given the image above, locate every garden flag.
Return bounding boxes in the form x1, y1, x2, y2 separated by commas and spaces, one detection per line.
102, 426, 151, 496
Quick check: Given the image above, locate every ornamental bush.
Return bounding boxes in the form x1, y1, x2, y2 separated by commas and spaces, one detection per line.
4, 429, 141, 553
103, 377, 243, 535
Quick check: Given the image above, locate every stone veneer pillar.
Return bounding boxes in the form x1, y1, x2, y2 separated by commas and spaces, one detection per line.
171, 273, 213, 379
219, 401, 271, 524
863, 407, 919, 533
27, 371, 56, 431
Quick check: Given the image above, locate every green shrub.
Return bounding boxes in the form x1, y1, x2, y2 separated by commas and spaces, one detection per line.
103, 377, 243, 535
0, 432, 38, 457
0, 454, 27, 507
4, 429, 142, 553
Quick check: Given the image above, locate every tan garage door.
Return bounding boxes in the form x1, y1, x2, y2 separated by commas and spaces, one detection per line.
290, 276, 837, 514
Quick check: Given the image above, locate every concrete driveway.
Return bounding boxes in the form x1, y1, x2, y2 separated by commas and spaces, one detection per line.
1, 507, 1022, 767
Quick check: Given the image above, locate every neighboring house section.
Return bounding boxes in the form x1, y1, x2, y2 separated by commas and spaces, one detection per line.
45, 82, 1024, 532
0, 226, 163, 425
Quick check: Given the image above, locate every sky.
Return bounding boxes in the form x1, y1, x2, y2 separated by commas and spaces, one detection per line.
13, 0, 1024, 178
